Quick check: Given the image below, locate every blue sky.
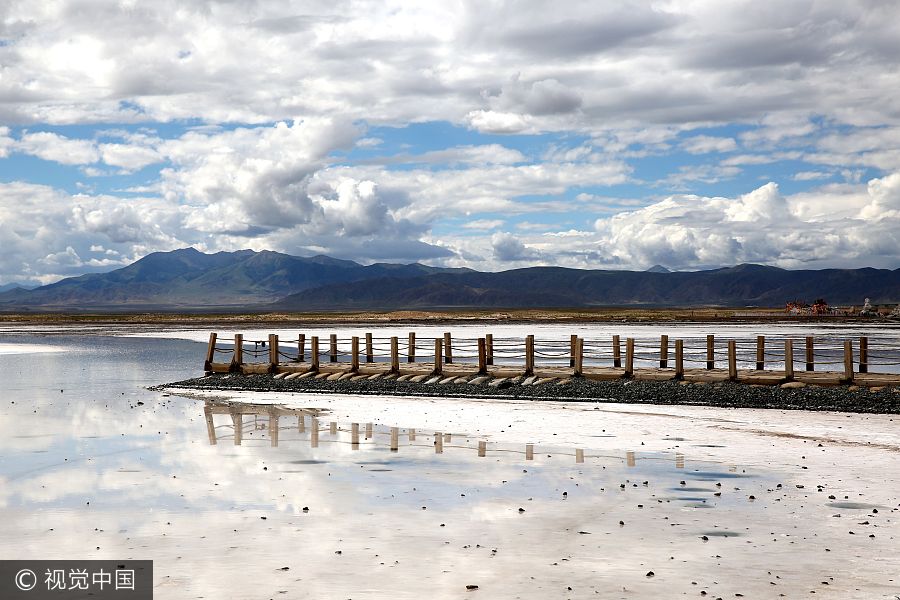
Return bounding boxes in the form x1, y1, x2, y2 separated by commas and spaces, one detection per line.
1, 1, 899, 284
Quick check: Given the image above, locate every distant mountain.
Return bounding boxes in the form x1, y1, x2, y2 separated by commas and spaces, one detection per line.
645, 264, 671, 273
273, 263, 900, 310
0, 283, 32, 293
0, 248, 469, 311
1, 249, 897, 311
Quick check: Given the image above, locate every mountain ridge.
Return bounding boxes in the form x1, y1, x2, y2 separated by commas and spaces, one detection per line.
0, 249, 897, 311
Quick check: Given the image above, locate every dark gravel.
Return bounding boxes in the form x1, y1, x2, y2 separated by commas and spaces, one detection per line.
161, 373, 900, 414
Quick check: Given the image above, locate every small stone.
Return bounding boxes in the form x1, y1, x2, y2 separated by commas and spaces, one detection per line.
646, 571, 655, 577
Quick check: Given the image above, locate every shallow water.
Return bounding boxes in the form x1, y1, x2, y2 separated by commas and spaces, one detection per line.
1, 331, 899, 598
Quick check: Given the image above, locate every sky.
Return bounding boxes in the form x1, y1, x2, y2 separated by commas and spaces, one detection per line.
1, 0, 900, 285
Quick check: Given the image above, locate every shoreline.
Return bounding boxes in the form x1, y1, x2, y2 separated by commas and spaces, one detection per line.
163, 373, 900, 414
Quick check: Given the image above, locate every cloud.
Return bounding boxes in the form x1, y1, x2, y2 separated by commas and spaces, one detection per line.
17, 131, 100, 165
466, 110, 531, 134
491, 232, 540, 261
681, 135, 738, 154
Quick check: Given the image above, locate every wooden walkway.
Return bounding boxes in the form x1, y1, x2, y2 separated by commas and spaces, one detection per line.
203, 331, 900, 389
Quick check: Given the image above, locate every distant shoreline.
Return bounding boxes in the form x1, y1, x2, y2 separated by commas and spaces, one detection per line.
2, 307, 895, 327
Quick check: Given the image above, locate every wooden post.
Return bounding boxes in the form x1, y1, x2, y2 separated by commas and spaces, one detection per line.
329, 421, 337, 435
408, 428, 416, 441
485, 333, 494, 365
204, 405, 217, 445
525, 334, 534, 375
232, 334, 243, 371
365, 423, 373, 439
269, 334, 279, 370
477, 338, 487, 374
478, 440, 486, 457
785, 339, 794, 380
298, 414, 305, 433
675, 339, 684, 378
756, 335, 765, 371
434, 338, 443, 375
298, 334, 306, 362
525, 444, 534, 460
351, 336, 360, 372
204, 333, 217, 371
574, 337, 584, 377
408, 332, 415, 363
728, 340, 737, 381
330, 334, 338, 363
268, 411, 279, 447
859, 336, 868, 374
390, 427, 399, 452
390, 336, 399, 373
310, 417, 319, 447
613, 335, 621, 368
231, 410, 242, 446
311, 336, 319, 371
844, 340, 854, 382
575, 449, 584, 464
805, 336, 814, 371
659, 334, 668, 369
444, 332, 453, 364
569, 334, 577, 367
366, 333, 374, 363
706, 334, 714, 370
434, 432, 443, 454
351, 422, 359, 449
625, 338, 634, 377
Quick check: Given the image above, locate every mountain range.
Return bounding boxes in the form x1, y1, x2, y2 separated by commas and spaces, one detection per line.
0, 248, 897, 311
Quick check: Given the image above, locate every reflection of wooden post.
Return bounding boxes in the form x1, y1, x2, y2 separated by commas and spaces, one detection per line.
351, 336, 360, 372
390, 337, 399, 372
859, 336, 868, 374
444, 332, 453, 364
407, 332, 415, 363
351, 423, 359, 449
434, 432, 443, 453
366, 333, 374, 363
478, 441, 487, 457
525, 335, 534, 375
310, 418, 319, 447
659, 335, 668, 369
706, 335, 714, 370
806, 336, 814, 371
574, 337, 584, 377
570, 334, 578, 367
311, 336, 319, 371
232, 334, 243, 370
330, 334, 338, 363
675, 339, 684, 378
785, 339, 794, 380
269, 334, 279, 371
613, 335, 621, 368
390, 427, 399, 452
485, 334, 494, 365
477, 338, 487, 374
268, 411, 279, 447
434, 339, 443, 375
625, 338, 634, 377
298, 334, 306, 362
204, 406, 217, 445
525, 444, 534, 460
728, 340, 737, 381
204, 333, 217, 371
756, 336, 765, 371
575, 449, 584, 463
843, 341, 854, 382
231, 411, 243, 446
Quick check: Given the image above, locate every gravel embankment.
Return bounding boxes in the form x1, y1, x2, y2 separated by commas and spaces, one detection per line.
162, 373, 900, 414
